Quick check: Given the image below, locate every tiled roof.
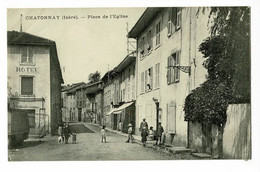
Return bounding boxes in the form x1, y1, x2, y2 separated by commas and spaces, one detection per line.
128, 7, 163, 38
8, 30, 55, 45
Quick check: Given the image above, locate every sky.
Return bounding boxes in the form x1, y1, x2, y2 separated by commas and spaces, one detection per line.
7, 8, 145, 84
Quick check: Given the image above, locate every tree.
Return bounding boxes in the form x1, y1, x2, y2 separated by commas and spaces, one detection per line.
88, 71, 101, 83
184, 7, 250, 124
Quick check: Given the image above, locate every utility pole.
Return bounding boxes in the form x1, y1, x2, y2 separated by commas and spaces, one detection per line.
20, 14, 23, 32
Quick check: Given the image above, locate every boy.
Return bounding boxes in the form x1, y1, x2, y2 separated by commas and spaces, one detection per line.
125, 123, 133, 143
101, 125, 107, 143
72, 133, 77, 144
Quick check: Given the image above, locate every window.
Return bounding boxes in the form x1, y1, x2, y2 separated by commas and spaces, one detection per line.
176, 8, 182, 30
122, 71, 125, 81
174, 51, 180, 82
155, 63, 160, 88
145, 70, 148, 91
21, 76, 33, 95
147, 29, 153, 51
167, 51, 180, 84
132, 76, 135, 100
133, 65, 135, 76
155, 21, 161, 46
141, 72, 144, 93
21, 46, 34, 64
147, 67, 153, 90
140, 36, 145, 55
167, 8, 181, 36
122, 89, 125, 101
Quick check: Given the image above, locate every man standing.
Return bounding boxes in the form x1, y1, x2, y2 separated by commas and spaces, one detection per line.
63, 123, 71, 144
139, 118, 148, 132
156, 122, 164, 145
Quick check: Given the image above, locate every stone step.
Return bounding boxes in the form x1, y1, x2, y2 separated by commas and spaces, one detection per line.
192, 153, 212, 158
166, 147, 192, 154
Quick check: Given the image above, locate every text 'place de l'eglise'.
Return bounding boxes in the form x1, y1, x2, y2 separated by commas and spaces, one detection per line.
7, 7, 251, 160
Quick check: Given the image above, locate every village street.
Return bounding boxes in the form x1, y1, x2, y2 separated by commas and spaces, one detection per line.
8, 123, 199, 161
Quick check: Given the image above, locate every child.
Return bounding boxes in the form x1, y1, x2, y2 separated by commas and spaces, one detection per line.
125, 123, 133, 143
57, 123, 64, 144
72, 133, 77, 144
101, 125, 107, 143
141, 127, 148, 146
148, 126, 155, 140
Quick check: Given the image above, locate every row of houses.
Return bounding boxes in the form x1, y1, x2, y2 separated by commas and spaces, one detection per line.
62, 7, 210, 147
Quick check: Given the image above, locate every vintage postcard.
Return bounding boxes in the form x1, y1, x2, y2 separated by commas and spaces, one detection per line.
6, 6, 251, 163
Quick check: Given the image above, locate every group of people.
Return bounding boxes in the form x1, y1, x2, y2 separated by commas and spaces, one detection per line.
123, 118, 164, 146
139, 118, 164, 146
58, 122, 76, 144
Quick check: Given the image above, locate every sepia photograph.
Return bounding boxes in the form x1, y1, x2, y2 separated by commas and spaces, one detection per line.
4, 2, 254, 165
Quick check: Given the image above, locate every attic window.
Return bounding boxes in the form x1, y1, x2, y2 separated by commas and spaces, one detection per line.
21, 46, 34, 64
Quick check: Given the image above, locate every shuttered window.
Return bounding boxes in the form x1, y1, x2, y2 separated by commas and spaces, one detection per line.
21, 77, 33, 95
167, 101, 176, 133
155, 63, 160, 88
145, 70, 148, 91
167, 8, 181, 37
155, 21, 161, 46
167, 51, 180, 84
147, 29, 153, 51
148, 67, 153, 90
141, 72, 144, 93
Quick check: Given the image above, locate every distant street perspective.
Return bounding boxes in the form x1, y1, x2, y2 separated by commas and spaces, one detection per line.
8, 123, 199, 161
7, 7, 250, 161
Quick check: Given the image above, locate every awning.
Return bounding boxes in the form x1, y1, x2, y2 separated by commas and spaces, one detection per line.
107, 109, 115, 115
106, 102, 134, 115
113, 102, 134, 113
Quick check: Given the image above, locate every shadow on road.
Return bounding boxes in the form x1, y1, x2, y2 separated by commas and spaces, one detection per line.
9, 140, 45, 150
69, 123, 95, 133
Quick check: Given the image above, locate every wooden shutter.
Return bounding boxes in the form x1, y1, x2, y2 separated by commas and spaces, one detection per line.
149, 67, 153, 89
167, 56, 172, 84
145, 70, 148, 91
175, 51, 180, 82
172, 8, 177, 31
167, 101, 176, 133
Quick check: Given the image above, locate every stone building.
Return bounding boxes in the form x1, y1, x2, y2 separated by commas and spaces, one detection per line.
111, 52, 137, 133
7, 30, 63, 136
61, 82, 85, 122
128, 7, 209, 146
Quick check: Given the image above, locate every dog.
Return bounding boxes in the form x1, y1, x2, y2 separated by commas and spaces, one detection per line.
72, 133, 77, 144
58, 136, 65, 144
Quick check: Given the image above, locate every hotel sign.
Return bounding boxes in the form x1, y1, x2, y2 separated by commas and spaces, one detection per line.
16, 66, 37, 73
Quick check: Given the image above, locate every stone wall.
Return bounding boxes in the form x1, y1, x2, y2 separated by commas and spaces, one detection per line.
223, 104, 251, 159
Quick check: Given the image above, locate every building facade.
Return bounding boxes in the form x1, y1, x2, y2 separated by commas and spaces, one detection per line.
61, 82, 85, 122
128, 7, 209, 146
7, 31, 63, 136
113, 53, 137, 133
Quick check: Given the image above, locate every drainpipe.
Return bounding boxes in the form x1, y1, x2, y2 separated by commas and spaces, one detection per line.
187, 7, 192, 148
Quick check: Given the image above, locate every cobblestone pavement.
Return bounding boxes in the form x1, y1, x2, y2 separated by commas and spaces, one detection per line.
8, 123, 199, 161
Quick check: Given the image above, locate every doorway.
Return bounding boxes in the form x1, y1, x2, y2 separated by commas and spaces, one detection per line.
78, 108, 82, 122
26, 110, 35, 135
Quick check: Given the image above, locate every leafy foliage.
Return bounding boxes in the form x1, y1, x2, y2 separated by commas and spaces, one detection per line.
184, 7, 250, 124
88, 71, 101, 83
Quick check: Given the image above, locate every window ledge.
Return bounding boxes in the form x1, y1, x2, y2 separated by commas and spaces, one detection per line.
20, 63, 36, 66
167, 80, 180, 85
154, 44, 161, 50
19, 94, 35, 97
